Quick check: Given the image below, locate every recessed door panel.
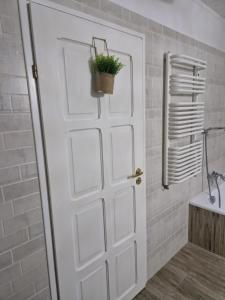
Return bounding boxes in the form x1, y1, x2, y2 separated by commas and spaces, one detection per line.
74, 199, 106, 267
113, 187, 135, 244
115, 244, 137, 297
62, 43, 99, 118
111, 126, 133, 181
80, 264, 108, 300
109, 52, 132, 116
70, 129, 103, 197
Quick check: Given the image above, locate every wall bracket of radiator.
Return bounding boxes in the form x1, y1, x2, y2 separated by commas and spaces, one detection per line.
163, 53, 207, 189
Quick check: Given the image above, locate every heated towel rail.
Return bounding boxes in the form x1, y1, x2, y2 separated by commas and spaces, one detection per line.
163, 53, 207, 188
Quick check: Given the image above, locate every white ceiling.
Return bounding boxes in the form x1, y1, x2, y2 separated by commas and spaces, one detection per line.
202, 0, 225, 19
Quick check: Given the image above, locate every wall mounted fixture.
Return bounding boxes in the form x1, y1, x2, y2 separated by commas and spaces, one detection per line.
163, 53, 207, 188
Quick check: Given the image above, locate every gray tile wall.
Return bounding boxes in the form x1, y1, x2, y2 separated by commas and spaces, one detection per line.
1, 0, 225, 298
0, 0, 50, 299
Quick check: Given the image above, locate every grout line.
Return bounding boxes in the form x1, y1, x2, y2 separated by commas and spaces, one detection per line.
1, 176, 38, 189
0, 161, 37, 172
0, 146, 35, 153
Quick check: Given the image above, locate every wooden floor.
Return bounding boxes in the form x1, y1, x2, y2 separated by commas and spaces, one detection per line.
134, 243, 225, 300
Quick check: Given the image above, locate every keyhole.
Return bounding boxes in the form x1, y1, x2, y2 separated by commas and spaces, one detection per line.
136, 177, 142, 185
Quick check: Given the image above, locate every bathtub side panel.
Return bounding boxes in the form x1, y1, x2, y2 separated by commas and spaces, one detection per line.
189, 204, 225, 257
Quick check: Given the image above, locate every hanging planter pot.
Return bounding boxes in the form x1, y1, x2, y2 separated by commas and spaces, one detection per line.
92, 37, 124, 95
92, 54, 124, 95
95, 72, 115, 94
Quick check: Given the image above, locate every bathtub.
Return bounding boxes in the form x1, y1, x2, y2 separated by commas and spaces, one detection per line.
189, 182, 225, 257
190, 181, 225, 215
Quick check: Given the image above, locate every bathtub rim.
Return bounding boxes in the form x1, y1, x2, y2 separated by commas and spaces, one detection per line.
190, 182, 225, 216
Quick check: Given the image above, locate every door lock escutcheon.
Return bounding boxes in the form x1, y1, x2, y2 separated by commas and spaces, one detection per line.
136, 177, 142, 185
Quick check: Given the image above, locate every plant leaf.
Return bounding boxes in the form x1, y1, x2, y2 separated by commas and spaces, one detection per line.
93, 54, 124, 75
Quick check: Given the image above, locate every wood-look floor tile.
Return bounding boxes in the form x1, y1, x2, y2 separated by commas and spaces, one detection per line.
188, 271, 225, 298
141, 288, 159, 300
133, 293, 147, 300
177, 275, 225, 300
133, 243, 225, 300
171, 292, 189, 300
156, 263, 187, 288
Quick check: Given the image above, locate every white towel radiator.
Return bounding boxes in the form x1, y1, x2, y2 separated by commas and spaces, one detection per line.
163, 53, 207, 188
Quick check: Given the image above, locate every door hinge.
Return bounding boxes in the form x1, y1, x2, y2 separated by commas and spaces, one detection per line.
32, 64, 38, 80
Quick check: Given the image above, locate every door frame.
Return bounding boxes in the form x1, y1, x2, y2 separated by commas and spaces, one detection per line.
18, 1, 146, 299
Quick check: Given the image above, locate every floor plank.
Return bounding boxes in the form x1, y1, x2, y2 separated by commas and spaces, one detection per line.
133, 243, 225, 300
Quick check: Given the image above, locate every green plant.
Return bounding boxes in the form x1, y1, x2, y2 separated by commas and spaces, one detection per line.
93, 54, 124, 75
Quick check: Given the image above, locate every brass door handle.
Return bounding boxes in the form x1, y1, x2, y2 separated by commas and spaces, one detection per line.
128, 168, 144, 179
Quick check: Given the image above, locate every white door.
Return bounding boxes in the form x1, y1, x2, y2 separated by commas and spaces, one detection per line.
29, 1, 146, 299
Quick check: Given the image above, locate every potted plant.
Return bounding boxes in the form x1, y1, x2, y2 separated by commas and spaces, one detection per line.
92, 54, 124, 94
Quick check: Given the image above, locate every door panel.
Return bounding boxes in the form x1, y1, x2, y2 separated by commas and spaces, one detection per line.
111, 126, 133, 182
70, 129, 103, 196
74, 199, 106, 267
63, 44, 98, 118
113, 187, 135, 244
30, 2, 146, 299
80, 264, 108, 300
115, 244, 136, 297
109, 53, 132, 116
61, 41, 100, 120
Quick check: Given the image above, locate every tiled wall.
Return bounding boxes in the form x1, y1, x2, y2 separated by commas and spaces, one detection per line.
0, 0, 225, 298
0, 1, 49, 299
